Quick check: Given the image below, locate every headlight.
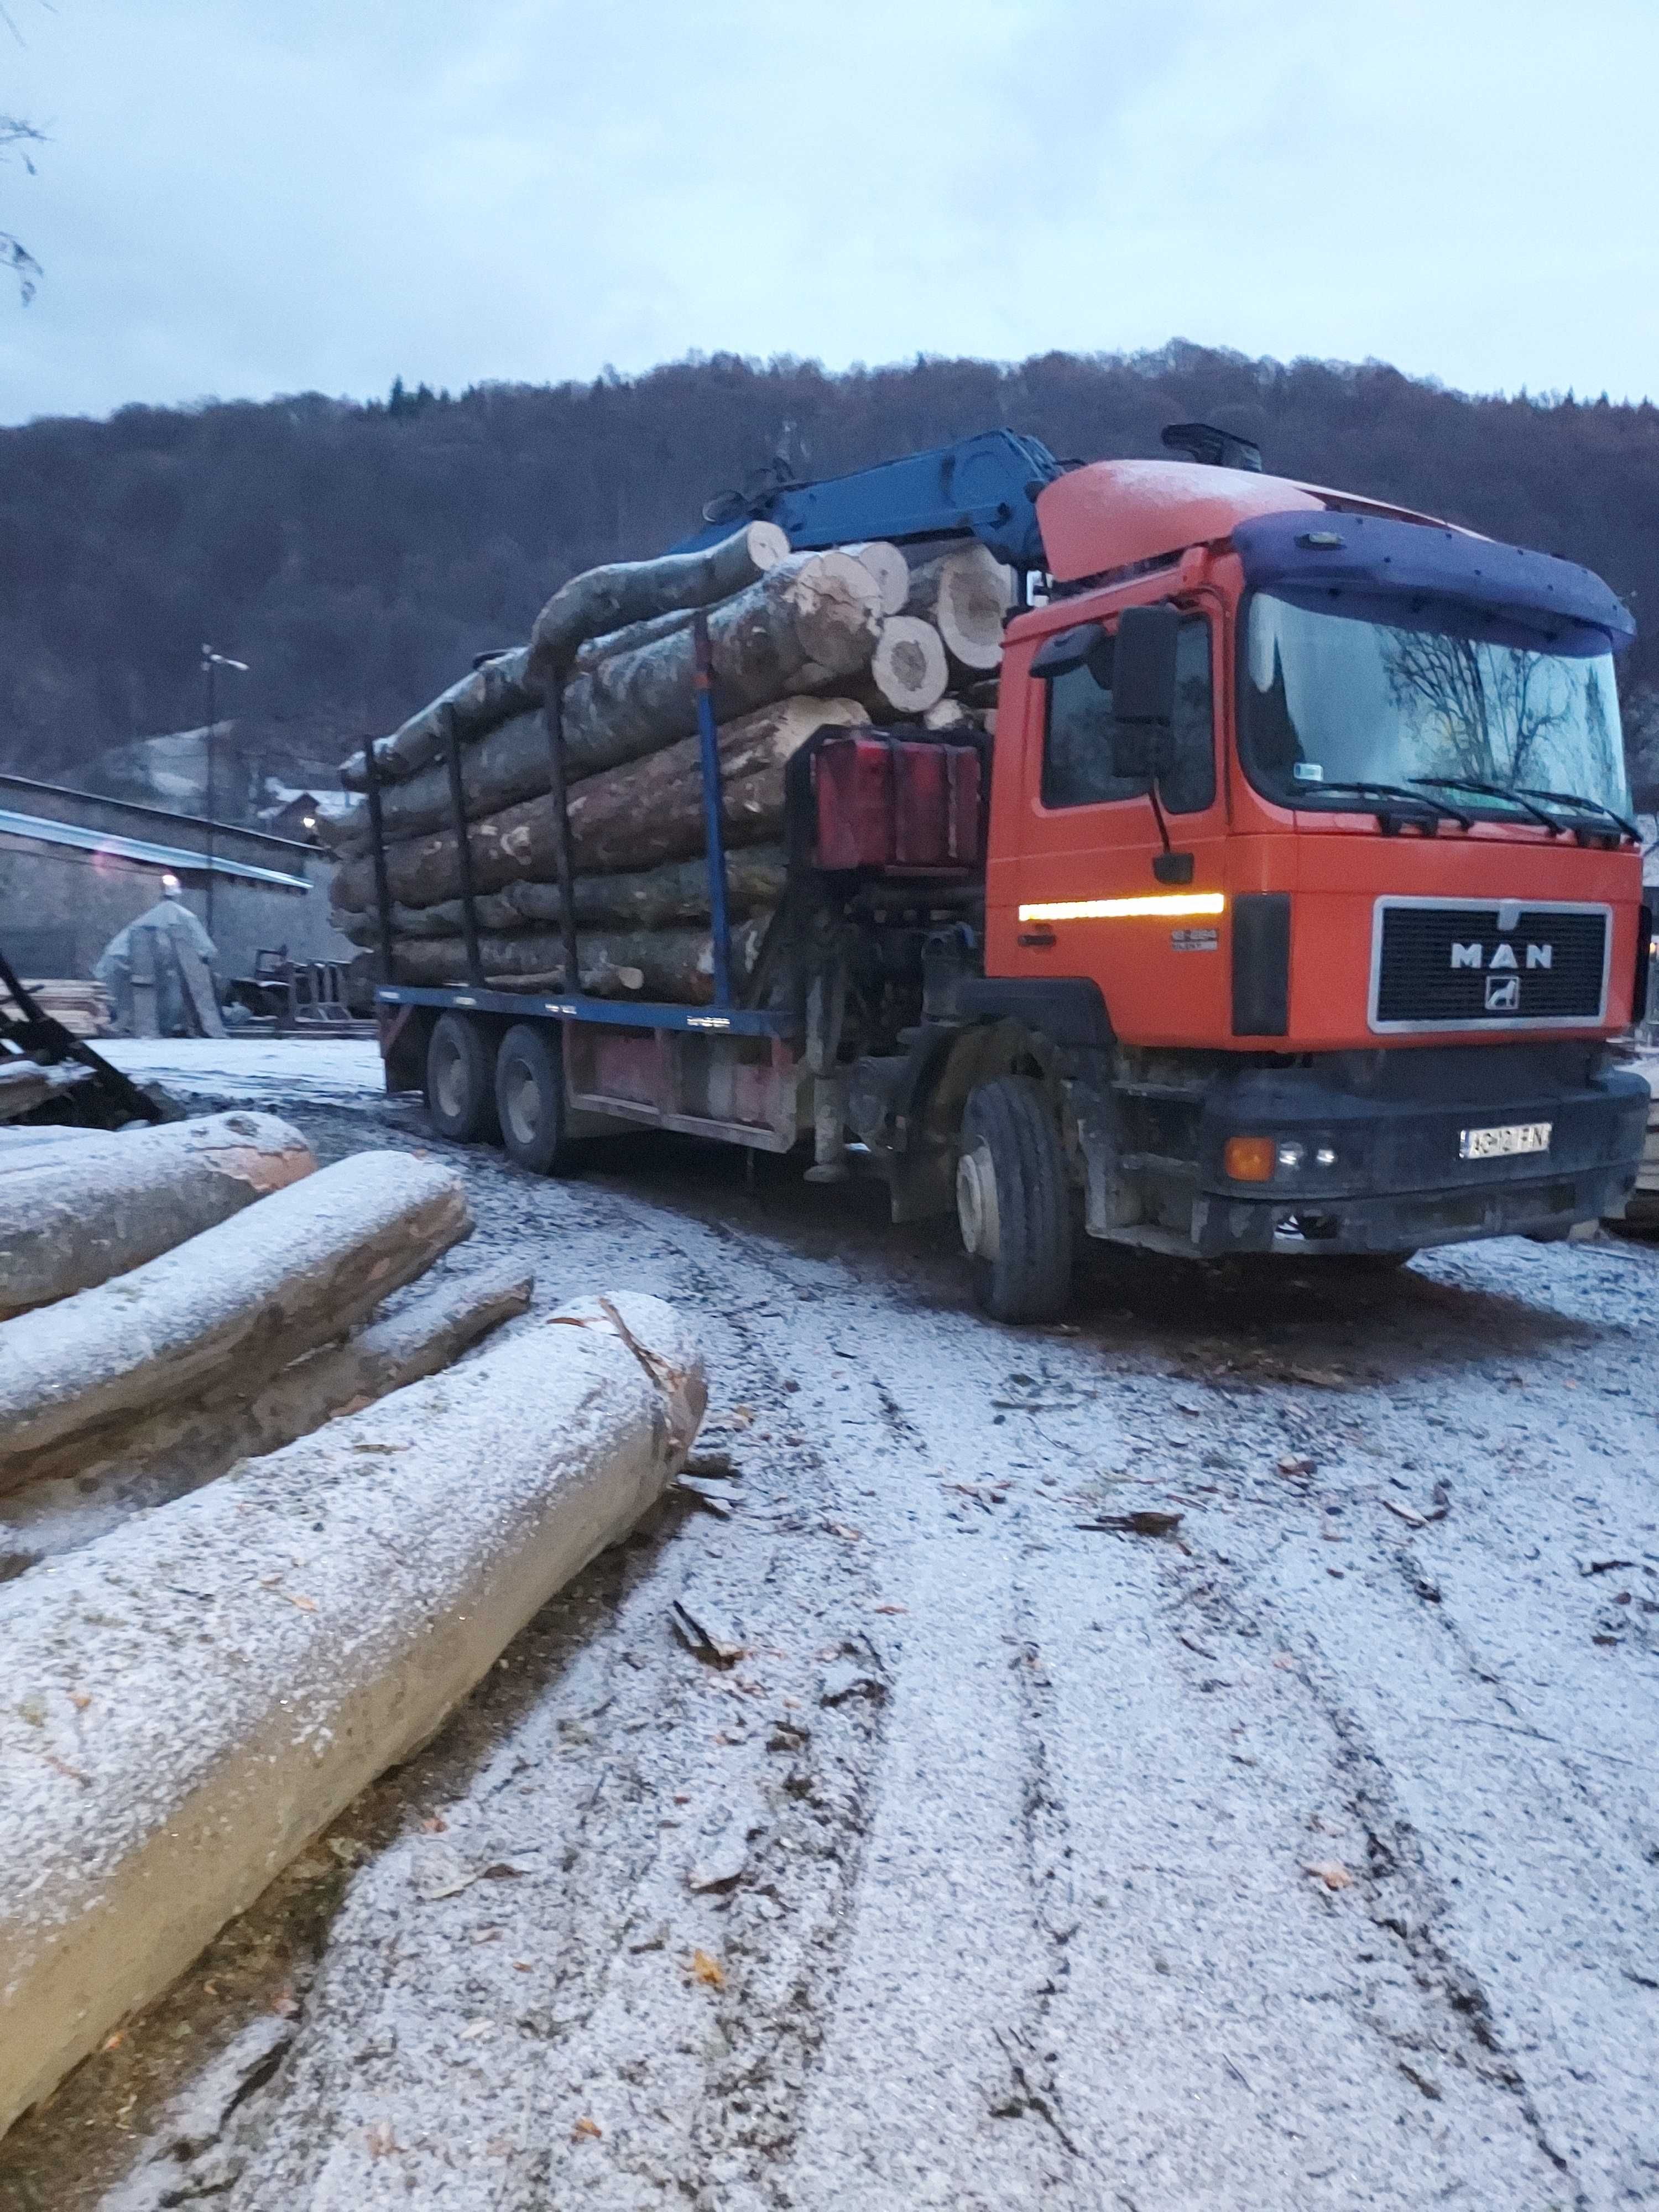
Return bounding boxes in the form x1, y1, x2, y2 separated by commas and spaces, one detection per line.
1276, 1140, 1306, 1171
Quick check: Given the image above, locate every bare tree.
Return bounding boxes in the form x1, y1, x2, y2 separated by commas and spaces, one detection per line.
1, 112, 42, 300
1383, 627, 1572, 785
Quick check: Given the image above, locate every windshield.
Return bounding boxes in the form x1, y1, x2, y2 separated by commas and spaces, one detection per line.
1239, 593, 1630, 819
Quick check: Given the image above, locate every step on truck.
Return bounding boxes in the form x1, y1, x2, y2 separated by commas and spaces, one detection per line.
373, 426, 1653, 1322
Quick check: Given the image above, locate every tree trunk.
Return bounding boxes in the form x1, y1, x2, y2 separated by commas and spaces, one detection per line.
529, 519, 788, 681
328, 696, 863, 912
555, 552, 880, 775
905, 543, 1013, 675
336, 844, 788, 945
839, 616, 948, 717
842, 540, 909, 615
1, 1260, 533, 1551
386, 918, 770, 1001
0, 1152, 471, 1490
0, 1110, 315, 1321
340, 648, 539, 791
322, 708, 551, 859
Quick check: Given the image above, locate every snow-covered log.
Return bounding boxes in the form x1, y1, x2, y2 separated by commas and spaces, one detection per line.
0, 1260, 534, 1566
0, 1290, 703, 2140
0, 1110, 315, 1321
0, 1153, 471, 1493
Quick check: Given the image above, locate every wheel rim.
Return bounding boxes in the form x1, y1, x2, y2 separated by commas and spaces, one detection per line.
432, 1037, 465, 1120
956, 1141, 1000, 1260
503, 1060, 539, 1147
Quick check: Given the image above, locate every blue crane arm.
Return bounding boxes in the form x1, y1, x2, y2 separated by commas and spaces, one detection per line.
669, 428, 1065, 571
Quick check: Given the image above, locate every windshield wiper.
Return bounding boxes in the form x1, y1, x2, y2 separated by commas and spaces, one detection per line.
1309, 781, 1474, 830
1511, 787, 1641, 842
1409, 777, 1565, 833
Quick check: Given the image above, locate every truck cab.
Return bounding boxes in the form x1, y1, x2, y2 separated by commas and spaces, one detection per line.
931, 456, 1650, 1310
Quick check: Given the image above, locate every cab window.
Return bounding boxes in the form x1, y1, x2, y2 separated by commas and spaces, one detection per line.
1040, 615, 1216, 814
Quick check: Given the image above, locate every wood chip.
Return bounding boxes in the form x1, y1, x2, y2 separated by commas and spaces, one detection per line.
1382, 1498, 1428, 1528
1303, 1860, 1353, 1890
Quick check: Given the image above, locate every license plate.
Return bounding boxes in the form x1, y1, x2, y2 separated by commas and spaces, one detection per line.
1459, 1120, 1551, 1160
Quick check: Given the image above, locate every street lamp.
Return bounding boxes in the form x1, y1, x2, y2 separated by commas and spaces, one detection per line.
200, 646, 249, 937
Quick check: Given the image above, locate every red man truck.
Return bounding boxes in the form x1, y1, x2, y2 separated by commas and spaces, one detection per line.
377, 432, 1651, 1321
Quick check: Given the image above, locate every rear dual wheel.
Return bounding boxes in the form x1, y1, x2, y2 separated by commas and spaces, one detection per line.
494, 1022, 580, 1175
956, 1075, 1074, 1324
425, 1013, 580, 1175
425, 1013, 498, 1144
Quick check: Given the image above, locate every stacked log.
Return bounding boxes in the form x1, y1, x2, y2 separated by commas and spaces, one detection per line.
328, 520, 1014, 1002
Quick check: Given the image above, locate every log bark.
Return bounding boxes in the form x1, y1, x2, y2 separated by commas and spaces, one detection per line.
336, 844, 788, 943
0, 1110, 316, 1321
528, 520, 787, 683
839, 616, 948, 717
340, 648, 539, 791
842, 540, 909, 615
570, 602, 700, 675
0, 1290, 702, 2140
905, 543, 1013, 674
0, 1260, 534, 1563
0, 1152, 471, 1490
329, 697, 864, 911
321, 708, 552, 859
554, 552, 880, 775
387, 918, 770, 1001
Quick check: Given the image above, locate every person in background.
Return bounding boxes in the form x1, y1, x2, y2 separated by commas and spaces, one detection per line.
93, 874, 218, 1036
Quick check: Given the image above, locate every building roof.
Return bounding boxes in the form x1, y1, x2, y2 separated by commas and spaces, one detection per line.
0, 808, 312, 890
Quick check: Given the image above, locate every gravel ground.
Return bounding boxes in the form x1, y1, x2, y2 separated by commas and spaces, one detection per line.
4, 1044, 1658, 2211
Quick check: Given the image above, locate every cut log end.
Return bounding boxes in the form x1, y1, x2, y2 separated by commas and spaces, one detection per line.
842, 540, 909, 616
906, 543, 1013, 674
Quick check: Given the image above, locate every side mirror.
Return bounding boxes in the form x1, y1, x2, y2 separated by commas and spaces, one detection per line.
1111, 605, 1180, 781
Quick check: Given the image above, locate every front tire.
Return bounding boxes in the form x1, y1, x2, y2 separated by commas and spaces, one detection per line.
957, 1075, 1074, 1323
426, 1013, 499, 1144
495, 1023, 579, 1175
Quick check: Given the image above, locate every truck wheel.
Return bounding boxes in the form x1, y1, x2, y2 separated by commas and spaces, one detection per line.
426, 1013, 499, 1144
495, 1023, 578, 1175
957, 1075, 1073, 1323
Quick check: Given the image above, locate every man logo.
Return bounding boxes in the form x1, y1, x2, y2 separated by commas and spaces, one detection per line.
1484, 973, 1521, 1013
1449, 942, 1554, 972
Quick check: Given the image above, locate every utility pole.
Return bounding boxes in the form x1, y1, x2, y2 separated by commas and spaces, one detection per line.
199, 646, 248, 938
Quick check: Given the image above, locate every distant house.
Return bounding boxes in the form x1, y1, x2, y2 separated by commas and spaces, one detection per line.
258, 787, 353, 843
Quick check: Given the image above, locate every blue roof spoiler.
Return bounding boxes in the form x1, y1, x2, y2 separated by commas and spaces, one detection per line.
1233, 510, 1636, 654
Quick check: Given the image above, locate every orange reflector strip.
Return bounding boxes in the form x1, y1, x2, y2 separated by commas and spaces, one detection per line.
1224, 1135, 1276, 1182
1015, 892, 1226, 924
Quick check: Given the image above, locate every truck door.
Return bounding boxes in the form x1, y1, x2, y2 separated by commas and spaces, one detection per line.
1011, 605, 1231, 1049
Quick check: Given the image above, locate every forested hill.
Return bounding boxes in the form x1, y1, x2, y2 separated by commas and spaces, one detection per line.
4, 342, 1658, 801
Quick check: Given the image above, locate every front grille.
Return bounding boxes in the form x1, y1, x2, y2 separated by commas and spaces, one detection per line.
1373, 902, 1608, 1029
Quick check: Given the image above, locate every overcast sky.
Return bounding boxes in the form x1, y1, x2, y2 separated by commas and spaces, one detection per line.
1, 0, 1654, 427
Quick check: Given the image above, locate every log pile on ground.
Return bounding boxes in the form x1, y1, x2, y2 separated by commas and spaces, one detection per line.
325, 528, 1013, 1001
0, 1288, 705, 2135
